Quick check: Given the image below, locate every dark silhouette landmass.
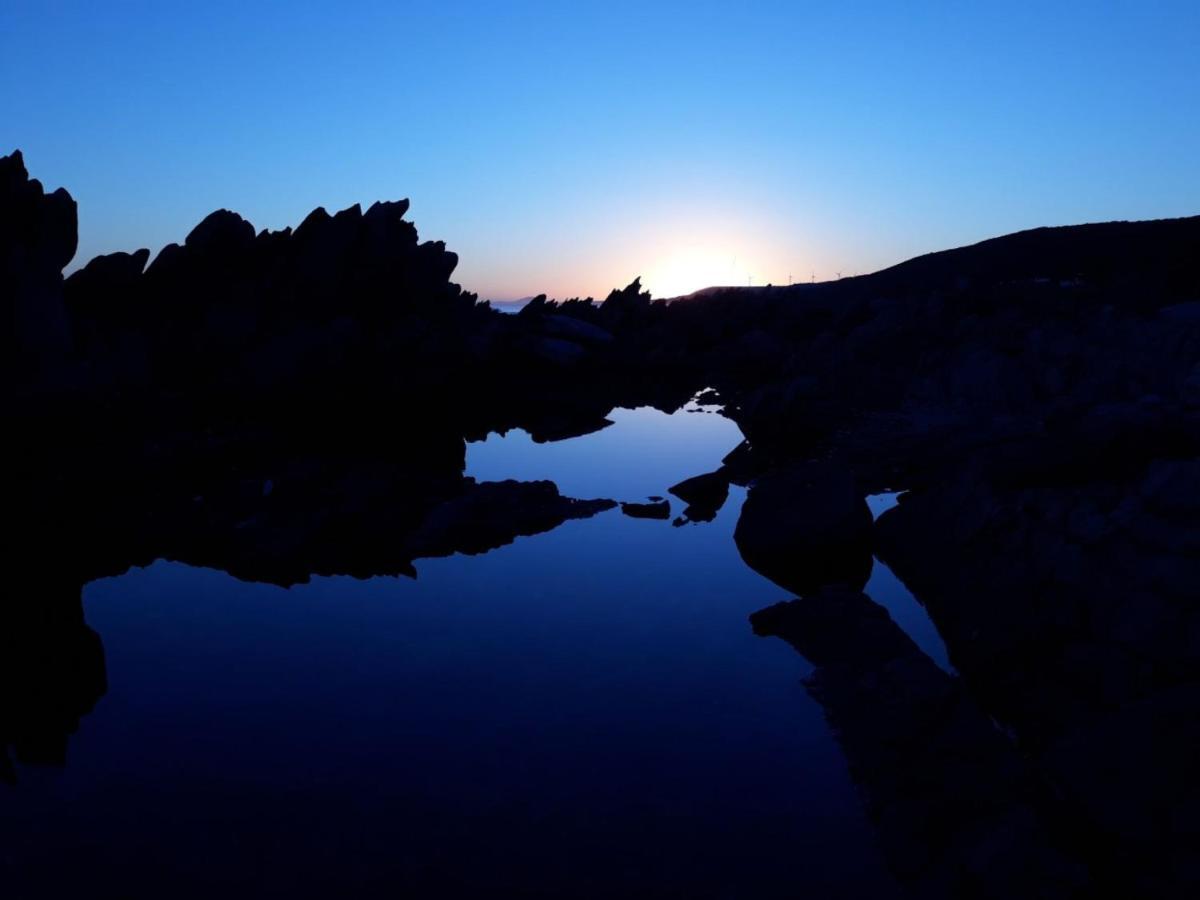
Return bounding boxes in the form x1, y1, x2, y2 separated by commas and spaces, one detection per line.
620, 499, 672, 520
5, 148, 1199, 897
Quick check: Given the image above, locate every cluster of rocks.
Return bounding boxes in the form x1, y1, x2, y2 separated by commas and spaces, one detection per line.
3, 149, 642, 776
733, 374, 1198, 893
739, 438, 1198, 896
872, 451, 1200, 897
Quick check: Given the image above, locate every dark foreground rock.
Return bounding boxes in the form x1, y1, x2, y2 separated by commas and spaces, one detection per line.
733, 462, 873, 595
872, 450, 1200, 898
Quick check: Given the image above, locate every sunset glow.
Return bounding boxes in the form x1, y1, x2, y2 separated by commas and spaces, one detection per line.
642, 244, 750, 298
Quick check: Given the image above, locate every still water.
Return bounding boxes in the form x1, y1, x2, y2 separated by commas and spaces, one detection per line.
2, 403, 946, 898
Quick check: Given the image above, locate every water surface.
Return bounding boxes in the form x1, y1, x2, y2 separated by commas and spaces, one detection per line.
1, 403, 934, 898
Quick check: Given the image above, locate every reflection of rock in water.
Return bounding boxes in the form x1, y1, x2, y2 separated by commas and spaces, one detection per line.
620, 499, 671, 520
405, 480, 615, 558
668, 469, 730, 525
2, 141, 656, 770
5, 453, 617, 771
738, 427, 1200, 895
1, 580, 106, 782
751, 588, 1085, 899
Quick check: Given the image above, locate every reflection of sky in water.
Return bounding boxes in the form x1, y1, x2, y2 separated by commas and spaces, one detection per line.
866, 492, 952, 672
467, 403, 741, 502
2, 405, 956, 896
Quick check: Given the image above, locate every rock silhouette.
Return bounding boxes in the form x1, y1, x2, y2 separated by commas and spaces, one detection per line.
5, 149, 1199, 896
668, 470, 730, 523
3, 150, 74, 379
733, 463, 873, 595
873, 450, 1200, 897
620, 499, 672, 520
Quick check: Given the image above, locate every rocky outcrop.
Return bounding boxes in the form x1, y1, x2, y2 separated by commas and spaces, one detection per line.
874, 442, 1200, 897
2, 150, 75, 380
67, 196, 481, 402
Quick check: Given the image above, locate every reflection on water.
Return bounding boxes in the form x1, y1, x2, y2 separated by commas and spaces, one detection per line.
866, 558, 952, 673
1, 404, 901, 898
864, 492, 952, 673
467, 401, 736, 502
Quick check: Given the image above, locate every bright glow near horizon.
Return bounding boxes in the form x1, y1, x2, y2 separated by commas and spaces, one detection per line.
643, 244, 758, 298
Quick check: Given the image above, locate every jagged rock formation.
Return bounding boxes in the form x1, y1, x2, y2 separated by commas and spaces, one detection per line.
2, 150, 74, 379
61, 197, 481, 405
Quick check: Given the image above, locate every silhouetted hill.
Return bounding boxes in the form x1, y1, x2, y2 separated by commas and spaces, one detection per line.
671, 215, 1198, 306
841, 216, 1197, 299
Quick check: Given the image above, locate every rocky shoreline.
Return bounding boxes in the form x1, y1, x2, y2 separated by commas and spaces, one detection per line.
5, 148, 1199, 897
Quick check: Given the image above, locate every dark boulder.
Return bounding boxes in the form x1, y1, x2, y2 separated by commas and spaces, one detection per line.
540, 313, 614, 345
63, 248, 151, 322
734, 462, 873, 594
65, 248, 150, 291
183, 209, 256, 254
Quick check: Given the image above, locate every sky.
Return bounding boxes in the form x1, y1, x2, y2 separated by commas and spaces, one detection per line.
3, 1, 1198, 300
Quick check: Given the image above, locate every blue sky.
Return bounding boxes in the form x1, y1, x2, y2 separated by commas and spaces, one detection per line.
3, 1, 1198, 299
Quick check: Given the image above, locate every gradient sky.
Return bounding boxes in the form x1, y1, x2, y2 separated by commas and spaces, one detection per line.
3, 1, 1198, 299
